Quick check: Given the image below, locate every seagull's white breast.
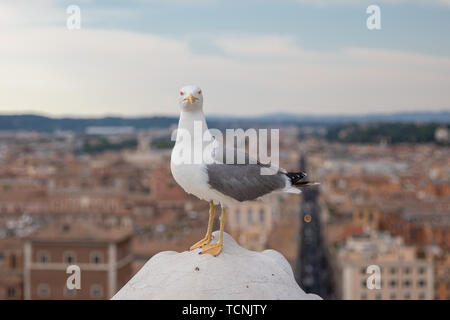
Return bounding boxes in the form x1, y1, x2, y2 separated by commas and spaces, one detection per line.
170, 108, 239, 207
170, 159, 237, 206
170, 160, 207, 198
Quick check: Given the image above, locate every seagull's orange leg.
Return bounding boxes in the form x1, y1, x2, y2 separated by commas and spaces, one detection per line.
201, 207, 226, 256
190, 201, 215, 250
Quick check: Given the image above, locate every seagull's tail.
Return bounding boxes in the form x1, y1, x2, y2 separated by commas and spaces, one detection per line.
293, 181, 320, 187
285, 172, 320, 188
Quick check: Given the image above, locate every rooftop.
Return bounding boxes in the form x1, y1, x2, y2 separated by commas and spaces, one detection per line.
27, 219, 132, 243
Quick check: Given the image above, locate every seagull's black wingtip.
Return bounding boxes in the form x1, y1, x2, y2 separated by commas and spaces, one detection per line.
286, 171, 308, 185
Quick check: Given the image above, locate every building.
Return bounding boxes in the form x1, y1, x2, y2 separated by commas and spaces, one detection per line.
23, 220, 133, 300
0, 238, 23, 299
434, 126, 449, 144
149, 163, 189, 203
433, 251, 450, 300
380, 205, 450, 250
227, 197, 279, 251
335, 232, 434, 300
352, 205, 380, 231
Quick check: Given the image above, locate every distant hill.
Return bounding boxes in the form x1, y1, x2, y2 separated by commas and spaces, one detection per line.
208, 111, 450, 124
325, 122, 449, 144
0, 111, 448, 132
0, 114, 178, 132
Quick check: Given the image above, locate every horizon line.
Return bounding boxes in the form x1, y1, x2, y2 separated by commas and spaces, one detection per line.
0, 110, 448, 120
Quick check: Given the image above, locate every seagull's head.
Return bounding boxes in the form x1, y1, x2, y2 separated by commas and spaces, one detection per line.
178, 85, 203, 112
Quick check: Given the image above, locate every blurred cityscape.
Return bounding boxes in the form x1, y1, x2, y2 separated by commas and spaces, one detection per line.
0, 115, 448, 300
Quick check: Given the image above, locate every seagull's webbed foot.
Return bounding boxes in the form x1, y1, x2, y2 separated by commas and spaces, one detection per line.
190, 235, 213, 251
201, 242, 222, 256
200, 207, 227, 257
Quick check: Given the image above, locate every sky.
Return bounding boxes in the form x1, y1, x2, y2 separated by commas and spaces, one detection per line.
0, 0, 450, 117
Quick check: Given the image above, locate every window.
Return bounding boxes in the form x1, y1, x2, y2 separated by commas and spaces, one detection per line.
403, 267, 411, 274
37, 284, 50, 297
235, 210, 241, 224
7, 287, 15, 298
403, 280, 411, 288
90, 285, 103, 298
404, 293, 411, 300
63, 251, 76, 264
361, 280, 367, 288
360, 267, 366, 275
360, 293, 367, 300
389, 280, 397, 288
38, 251, 50, 264
259, 209, 265, 223
418, 293, 425, 300
418, 267, 426, 274
418, 280, 426, 287
90, 252, 103, 264
247, 210, 253, 225
390, 293, 396, 300
390, 267, 396, 274
10, 254, 16, 269
64, 287, 76, 298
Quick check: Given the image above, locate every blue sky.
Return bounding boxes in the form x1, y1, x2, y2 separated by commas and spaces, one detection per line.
0, 0, 449, 116
76, 0, 450, 56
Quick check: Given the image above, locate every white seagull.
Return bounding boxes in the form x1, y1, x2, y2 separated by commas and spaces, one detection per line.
170, 85, 318, 256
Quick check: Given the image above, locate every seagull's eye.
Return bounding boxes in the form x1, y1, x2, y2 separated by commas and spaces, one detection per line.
180, 92, 184, 96
198, 90, 202, 95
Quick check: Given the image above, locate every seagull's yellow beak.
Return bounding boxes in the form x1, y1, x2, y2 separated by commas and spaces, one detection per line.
185, 93, 198, 104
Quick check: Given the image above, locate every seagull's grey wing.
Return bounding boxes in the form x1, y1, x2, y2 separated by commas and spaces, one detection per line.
212, 140, 285, 171
206, 163, 288, 202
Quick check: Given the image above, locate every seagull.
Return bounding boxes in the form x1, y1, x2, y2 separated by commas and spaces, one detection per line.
170, 85, 318, 256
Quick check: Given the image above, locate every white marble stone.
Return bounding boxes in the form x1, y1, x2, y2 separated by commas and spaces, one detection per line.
112, 231, 322, 300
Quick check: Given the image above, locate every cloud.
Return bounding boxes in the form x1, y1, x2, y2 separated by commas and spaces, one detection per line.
436, 0, 450, 6
295, 0, 450, 6
0, 1, 449, 116
214, 36, 304, 59
0, 1, 62, 28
